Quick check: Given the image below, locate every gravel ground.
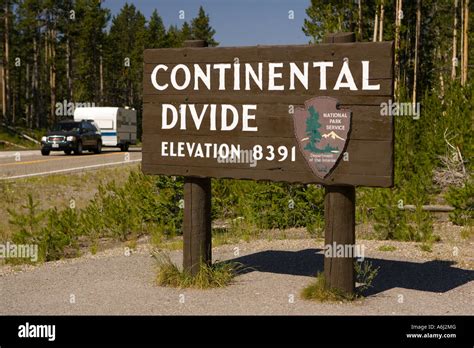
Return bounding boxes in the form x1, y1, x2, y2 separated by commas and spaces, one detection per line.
1, 238, 473, 315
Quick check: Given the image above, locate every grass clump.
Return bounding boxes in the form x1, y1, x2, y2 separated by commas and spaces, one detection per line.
418, 243, 433, 252
154, 253, 243, 289
301, 273, 355, 302
460, 227, 473, 240
302, 261, 379, 301
355, 260, 380, 293
378, 245, 397, 252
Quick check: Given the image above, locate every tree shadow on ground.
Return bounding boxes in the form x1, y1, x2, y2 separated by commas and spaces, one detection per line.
228, 249, 474, 295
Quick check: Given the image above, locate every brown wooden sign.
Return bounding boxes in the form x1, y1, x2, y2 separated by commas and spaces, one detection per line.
142, 42, 394, 187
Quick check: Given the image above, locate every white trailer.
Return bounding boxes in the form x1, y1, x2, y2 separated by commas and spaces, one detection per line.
74, 107, 137, 151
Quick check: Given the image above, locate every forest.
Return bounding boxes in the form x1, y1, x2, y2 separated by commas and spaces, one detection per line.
0, 1, 217, 135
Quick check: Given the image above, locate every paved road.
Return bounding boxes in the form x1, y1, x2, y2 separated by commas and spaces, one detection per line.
1, 239, 472, 315
0, 148, 141, 180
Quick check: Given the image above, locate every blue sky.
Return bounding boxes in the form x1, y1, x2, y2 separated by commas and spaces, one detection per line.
104, 0, 311, 47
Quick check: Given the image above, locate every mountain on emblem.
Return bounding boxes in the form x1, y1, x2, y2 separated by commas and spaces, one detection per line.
292, 97, 352, 179
322, 131, 345, 141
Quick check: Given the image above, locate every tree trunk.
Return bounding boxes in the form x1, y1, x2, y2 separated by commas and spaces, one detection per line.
373, 6, 379, 42
460, 0, 464, 82
358, 0, 363, 40
66, 36, 73, 101
3, 0, 10, 123
33, 32, 39, 129
1, 63, 5, 123
452, 0, 458, 80
394, 0, 403, 98
99, 53, 104, 105
26, 63, 31, 128
379, 1, 384, 42
461, 0, 469, 85
412, 0, 421, 105
49, 29, 57, 126
438, 48, 446, 98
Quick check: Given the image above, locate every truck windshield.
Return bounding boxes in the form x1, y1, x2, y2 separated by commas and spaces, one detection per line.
52, 122, 81, 132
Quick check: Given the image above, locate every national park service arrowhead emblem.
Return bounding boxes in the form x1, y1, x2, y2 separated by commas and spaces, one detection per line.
292, 97, 352, 179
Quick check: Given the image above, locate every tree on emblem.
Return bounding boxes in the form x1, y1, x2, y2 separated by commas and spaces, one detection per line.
304, 106, 322, 153
303, 106, 339, 154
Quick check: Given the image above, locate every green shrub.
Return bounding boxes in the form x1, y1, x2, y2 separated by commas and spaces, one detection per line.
154, 176, 184, 235
306, 214, 325, 238
7, 170, 183, 261
8, 196, 80, 261
82, 171, 162, 239
212, 179, 324, 231
370, 190, 434, 242
8, 194, 45, 234
79, 171, 183, 240
38, 208, 80, 260
445, 180, 474, 226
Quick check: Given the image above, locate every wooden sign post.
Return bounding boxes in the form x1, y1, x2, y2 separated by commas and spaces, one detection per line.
182, 40, 212, 276
142, 34, 394, 293
322, 33, 356, 293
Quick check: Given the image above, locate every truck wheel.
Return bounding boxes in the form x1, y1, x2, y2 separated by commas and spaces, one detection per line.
41, 149, 50, 156
120, 143, 129, 152
74, 141, 83, 155
94, 140, 102, 154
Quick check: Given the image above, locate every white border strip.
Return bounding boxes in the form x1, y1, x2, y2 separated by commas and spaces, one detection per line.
0, 159, 141, 181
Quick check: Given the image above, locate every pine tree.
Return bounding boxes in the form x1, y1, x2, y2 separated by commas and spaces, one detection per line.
105, 3, 146, 108
302, 1, 357, 43
147, 9, 166, 48
44, 0, 68, 125
304, 106, 322, 153
164, 25, 181, 48
191, 6, 218, 46
55, 0, 76, 105
180, 21, 193, 42
74, 0, 110, 103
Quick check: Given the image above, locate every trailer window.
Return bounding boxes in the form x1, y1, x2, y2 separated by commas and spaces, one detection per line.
96, 120, 113, 130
